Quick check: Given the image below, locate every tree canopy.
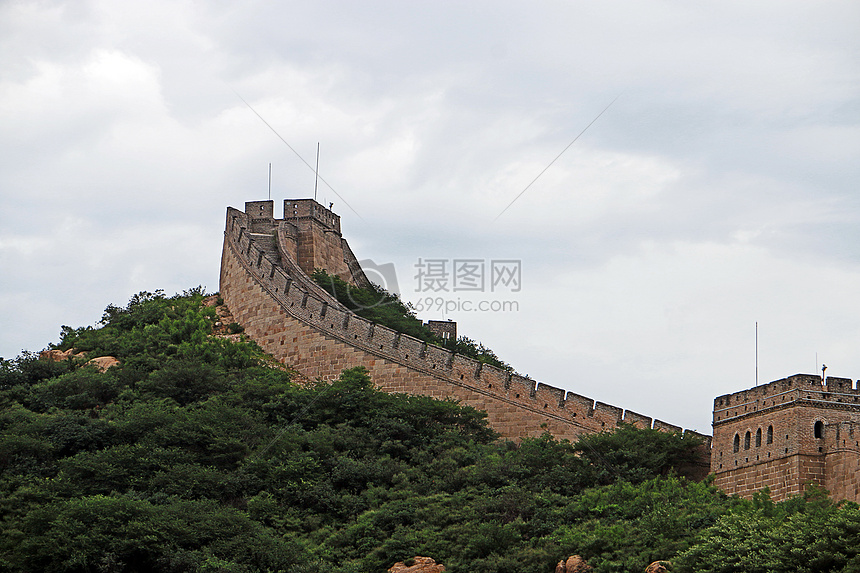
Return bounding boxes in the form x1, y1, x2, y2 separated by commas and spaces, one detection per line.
2, 289, 857, 572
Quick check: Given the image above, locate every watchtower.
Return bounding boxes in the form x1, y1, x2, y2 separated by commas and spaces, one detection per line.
712, 374, 860, 502
425, 320, 457, 342
239, 199, 369, 288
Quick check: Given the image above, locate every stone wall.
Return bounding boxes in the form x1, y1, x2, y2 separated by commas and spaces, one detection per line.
822, 421, 860, 502
712, 374, 860, 502
219, 203, 709, 450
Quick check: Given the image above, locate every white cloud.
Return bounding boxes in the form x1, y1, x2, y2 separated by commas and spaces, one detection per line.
1, 0, 859, 433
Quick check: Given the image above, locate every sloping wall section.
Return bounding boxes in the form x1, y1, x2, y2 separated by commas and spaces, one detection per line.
220, 201, 710, 450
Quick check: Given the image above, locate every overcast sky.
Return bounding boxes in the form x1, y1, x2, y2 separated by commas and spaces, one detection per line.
2, 0, 859, 433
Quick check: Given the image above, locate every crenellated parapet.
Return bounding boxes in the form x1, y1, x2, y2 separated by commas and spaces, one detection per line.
220, 200, 708, 450
714, 374, 860, 425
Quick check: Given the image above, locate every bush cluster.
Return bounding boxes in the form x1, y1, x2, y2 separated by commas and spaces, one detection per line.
2, 290, 859, 572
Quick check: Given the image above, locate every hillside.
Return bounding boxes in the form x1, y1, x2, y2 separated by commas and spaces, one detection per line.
2, 290, 860, 572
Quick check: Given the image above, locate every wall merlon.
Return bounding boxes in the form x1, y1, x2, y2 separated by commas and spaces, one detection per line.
306, 295, 328, 320
684, 429, 712, 448
424, 344, 453, 369
594, 402, 623, 425
479, 366, 508, 390
451, 355, 477, 380
245, 200, 274, 219
654, 420, 682, 433
825, 377, 855, 392
369, 324, 398, 350
259, 257, 274, 280
321, 304, 345, 331
566, 392, 595, 416
396, 335, 424, 360
536, 383, 565, 408
509, 375, 536, 398
623, 410, 652, 429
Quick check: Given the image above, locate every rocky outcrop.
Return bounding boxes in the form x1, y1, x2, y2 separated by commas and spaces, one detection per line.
644, 561, 671, 573
556, 555, 592, 573
40, 348, 85, 361
40, 348, 119, 372
88, 355, 120, 372
205, 294, 241, 336
388, 556, 446, 573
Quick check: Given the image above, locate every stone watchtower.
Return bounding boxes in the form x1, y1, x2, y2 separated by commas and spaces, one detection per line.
712, 374, 860, 502
242, 199, 371, 289
425, 320, 457, 342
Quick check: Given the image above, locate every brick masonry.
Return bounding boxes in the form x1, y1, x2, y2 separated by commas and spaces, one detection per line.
713, 374, 860, 502
219, 200, 710, 458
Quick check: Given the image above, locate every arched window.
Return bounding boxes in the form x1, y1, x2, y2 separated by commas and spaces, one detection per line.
733, 433, 740, 453
814, 421, 824, 439
744, 431, 751, 450
755, 428, 762, 447
767, 425, 773, 444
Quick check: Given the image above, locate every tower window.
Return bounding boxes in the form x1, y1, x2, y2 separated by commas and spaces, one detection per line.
767, 425, 773, 444
814, 421, 824, 439
755, 428, 762, 447
733, 434, 740, 453
744, 431, 751, 450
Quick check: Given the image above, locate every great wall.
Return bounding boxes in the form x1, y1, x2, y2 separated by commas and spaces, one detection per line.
220, 199, 860, 503
713, 374, 860, 502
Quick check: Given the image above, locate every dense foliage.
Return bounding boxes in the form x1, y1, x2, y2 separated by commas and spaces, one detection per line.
2, 290, 859, 572
312, 270, 510, 370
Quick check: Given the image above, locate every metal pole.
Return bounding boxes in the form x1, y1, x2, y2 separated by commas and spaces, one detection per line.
268, 163, 272, 200
314, 143, 320, 201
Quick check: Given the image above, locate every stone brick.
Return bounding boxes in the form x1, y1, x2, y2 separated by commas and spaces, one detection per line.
220, 201, 705, 452
713, 375, 860, 503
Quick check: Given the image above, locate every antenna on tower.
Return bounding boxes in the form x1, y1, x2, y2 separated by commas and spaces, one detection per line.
268, 163, 272, 200
314, 143, 320, 201
755, 321, 758, 386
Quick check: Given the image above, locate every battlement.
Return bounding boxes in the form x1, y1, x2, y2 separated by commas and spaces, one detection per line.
220, 202, 708, 451
283, 199, 341, 233
237, 199, 364, 286
714, 374, 860, 425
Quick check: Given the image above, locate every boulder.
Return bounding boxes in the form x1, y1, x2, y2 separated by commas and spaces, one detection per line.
40, 349, 120, 372
556, 555, 592, 573
40, 348, 85, 361
388, 556, 446, 573
88, 356, 120, 372
566, 555, 592, 573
